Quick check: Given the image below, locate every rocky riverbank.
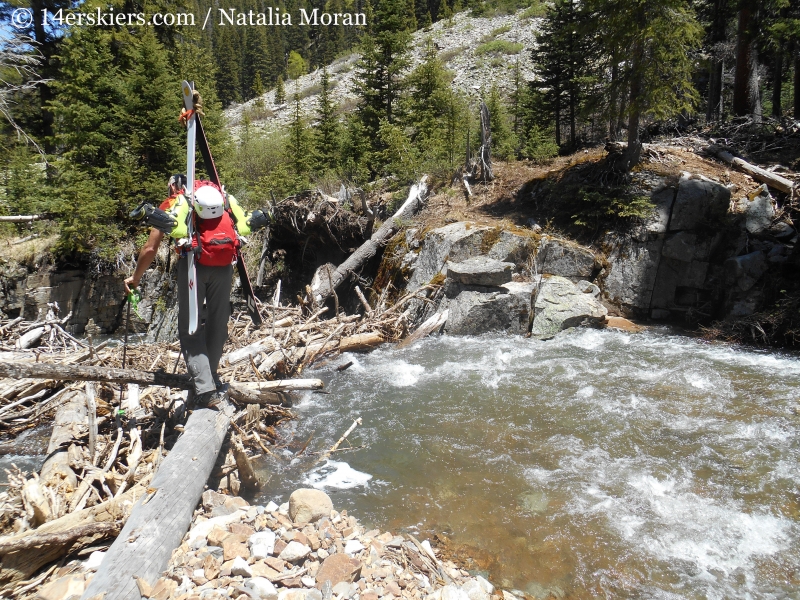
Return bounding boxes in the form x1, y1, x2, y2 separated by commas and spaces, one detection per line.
33, 489, 503, 600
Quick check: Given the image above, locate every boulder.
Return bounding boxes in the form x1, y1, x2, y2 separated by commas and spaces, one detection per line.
288, 489, 333, 524
768, 221, 796, 240
536, 238, 597, 281
444, 282, 535, 335
724, 251, 769, 292
743, 186, 775, 235
445, 257, 514, 287
531, 276, 607, 339
315, 553, 362, 589
669, 175, 731, 231
408, 222, 491, 289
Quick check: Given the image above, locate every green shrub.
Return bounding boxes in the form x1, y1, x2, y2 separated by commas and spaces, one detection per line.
572, 189, 655, 228
475, 40, 523, 55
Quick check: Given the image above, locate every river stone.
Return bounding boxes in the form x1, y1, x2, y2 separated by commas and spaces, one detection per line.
461, 580, 491, 600
187, 510, 247, 545
249, 531, 277, 559
743, 186, 775, 235
315, 553, 362, 589
231, 556, 253, 577
408, 222, 492, 289
444, 282, 535, 335
245, 577, 279, 600
531, 276, 608, 339
441, 585, 470, 600
669, 175, 731, 231
279, 541, 312, 562
474, 576, 494, 595
446, 257, 514, 286
344, 539, 365, 555
724, 251, 769, 292
289, 489, 333, 524
536, 238, 597, 281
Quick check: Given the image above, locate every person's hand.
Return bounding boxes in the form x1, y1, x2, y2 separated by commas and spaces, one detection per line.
124, 276, 139, 296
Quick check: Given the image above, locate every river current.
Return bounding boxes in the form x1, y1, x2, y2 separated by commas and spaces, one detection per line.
257, 328, 800, 599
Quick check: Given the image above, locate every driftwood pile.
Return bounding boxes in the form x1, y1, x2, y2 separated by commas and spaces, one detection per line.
0, 303, 87, 353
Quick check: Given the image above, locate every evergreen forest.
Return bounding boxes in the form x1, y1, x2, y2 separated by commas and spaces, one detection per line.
1, 0, 799, 263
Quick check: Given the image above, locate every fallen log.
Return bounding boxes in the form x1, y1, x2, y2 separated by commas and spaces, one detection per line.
310, 176, 429, 304
234, 379, 323, 392
0, 362, 310, 405
705, 145, 795, 194
82, 404, 233, 600
39, 389, 86, 496
0, 362, 191, 388
227, 386, 288, 406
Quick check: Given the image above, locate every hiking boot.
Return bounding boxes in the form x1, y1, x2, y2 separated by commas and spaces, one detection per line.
197, 388, 227, 410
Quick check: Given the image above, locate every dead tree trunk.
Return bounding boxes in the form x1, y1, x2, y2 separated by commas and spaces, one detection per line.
81, 405, 232, 600
479, 102, 494, 182
310, 177, 429, 304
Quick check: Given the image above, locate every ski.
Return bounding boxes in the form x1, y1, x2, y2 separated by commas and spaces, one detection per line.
195, 112, 263, 327
181, 80, 200, 335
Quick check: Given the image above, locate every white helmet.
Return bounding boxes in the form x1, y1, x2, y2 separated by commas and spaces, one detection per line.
194, 184, 225, 219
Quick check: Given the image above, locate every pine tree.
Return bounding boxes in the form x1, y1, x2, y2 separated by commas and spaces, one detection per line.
275, 75, 286, 105
253, 73, 266, 101
314, 67, 342, 171
214, 27, 243, 107
582, 0, 702, 168
351, 0, 413, 171
485, 86, 517, 161
286, 87, 316, 181
532, 0, 586, 150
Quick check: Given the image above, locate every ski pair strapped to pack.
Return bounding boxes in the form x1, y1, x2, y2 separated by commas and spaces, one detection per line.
180, 81, 263, 329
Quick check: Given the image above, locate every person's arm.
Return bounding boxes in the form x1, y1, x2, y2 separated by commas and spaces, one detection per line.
124, 228, 165, 294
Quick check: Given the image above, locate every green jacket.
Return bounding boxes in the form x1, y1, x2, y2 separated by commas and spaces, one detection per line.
162, 192, 253, 239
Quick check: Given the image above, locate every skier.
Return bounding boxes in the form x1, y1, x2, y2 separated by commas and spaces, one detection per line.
124, 174, 271, 408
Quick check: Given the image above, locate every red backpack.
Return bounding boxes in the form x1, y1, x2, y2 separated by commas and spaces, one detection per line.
191, 180, 240, 267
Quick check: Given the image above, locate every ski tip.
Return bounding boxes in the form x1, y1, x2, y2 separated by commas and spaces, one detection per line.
181, 80, 192, 99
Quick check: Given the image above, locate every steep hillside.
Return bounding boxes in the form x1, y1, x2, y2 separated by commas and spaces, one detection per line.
224, 8, 540, 136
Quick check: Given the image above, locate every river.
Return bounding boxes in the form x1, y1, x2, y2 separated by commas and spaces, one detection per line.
256, 328, 800, 599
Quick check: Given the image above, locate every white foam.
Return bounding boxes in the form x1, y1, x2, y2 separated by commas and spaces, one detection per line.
387, 361, 425, 387
576, 386, 594, 398
605, 473, 791, 576
303, 460, 372, 490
